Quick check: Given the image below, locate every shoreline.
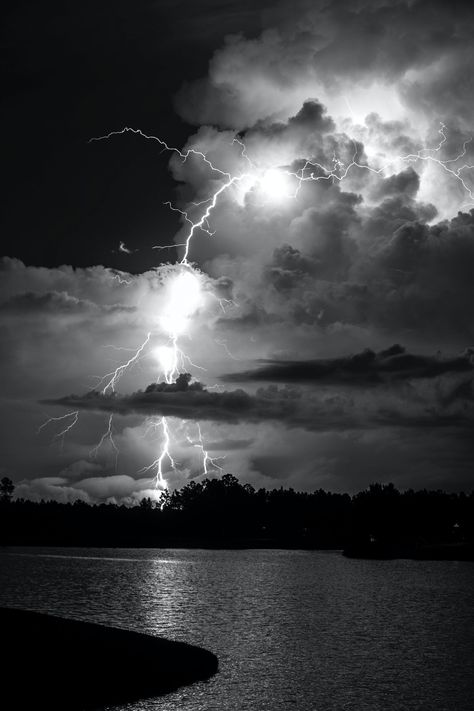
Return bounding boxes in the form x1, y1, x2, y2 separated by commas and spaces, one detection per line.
1, 607, 218, 710
2, 541, 474, 560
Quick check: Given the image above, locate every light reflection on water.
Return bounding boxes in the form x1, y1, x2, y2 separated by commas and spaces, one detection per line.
1, 548, 473, 711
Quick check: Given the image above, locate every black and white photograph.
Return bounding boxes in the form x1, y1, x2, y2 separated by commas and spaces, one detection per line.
1, 1, 474, 709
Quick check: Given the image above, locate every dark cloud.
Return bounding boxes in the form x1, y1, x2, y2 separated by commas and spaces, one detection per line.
177, 0, 474, 129
203, 437, 254, 451
43, 382, 305, 426
356, 113, 420, 157
369, 167, 420, 201
287, 100, 336, 133
258, 100, 336, 137
216, 207, 474, 344
43, 350, 474, 438
224, 345, 474, 386
144, 373, 204, 393
1, 0, 276, 270
3, 1, 474, 498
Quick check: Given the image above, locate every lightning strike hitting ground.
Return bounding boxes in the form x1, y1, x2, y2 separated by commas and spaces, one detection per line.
138, 416, 176, 488
82, 121, 474, 494
188, 423, 226, 476
85, 266, 212, 491
138, 417, 224, 487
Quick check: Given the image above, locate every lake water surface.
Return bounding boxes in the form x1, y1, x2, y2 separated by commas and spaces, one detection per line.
1, 548, 473, 710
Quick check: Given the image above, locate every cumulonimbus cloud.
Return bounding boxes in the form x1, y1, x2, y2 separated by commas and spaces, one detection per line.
4, 1, 474, 498
176, 0, 474, 130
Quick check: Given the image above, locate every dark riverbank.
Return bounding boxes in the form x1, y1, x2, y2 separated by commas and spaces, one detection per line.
3, 541, 474, 559
0, 607, 218, 710
343, 541, 474, 560
1, 479, 473, 558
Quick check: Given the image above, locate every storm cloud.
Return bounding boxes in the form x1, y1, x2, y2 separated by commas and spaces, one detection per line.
176, 0, 474, 130
225, 345, 474, 386
3, 1, 474, 501
45, 361, 474, 434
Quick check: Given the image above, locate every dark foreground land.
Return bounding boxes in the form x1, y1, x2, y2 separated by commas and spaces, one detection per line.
1, 477, 474, 559
0, 607, 218, 710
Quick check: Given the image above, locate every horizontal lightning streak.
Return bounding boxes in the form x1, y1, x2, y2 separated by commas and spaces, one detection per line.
290, 122, 474, 203
91, 123, 474, 273
89, 126, 253, 263
89, 126, 233, 179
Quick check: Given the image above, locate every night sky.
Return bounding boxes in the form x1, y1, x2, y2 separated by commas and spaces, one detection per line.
2, 0, 474, 503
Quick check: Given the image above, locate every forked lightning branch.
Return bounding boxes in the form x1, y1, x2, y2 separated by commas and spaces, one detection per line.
39, 121, 474, 495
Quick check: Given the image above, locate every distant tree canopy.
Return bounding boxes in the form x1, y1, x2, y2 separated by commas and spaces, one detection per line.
0, 476, 14, 503
1, 477, 473, 556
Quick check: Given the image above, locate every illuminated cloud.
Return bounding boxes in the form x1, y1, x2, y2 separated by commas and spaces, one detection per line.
176, 0, 474, 131
14, 474, 161, 505
3, 1, 474, 501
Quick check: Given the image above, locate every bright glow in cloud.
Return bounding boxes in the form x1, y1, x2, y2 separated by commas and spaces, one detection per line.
4, 0, 474, 504
330, 83, 407, 127
153, 345, 177, 384
258, 168, 294, 202
158, 270, 204, 338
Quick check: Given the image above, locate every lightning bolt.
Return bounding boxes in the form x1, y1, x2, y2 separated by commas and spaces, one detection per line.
217, 298, 238, 313
83, 120, 474, 498
137, 417, 225, 492
89, 127, 251, 263
38, 411, 79, 443
138, 416, 176, 488
111, 270, 132, 286
178, 175, 244, 263
89, 127, 244, 264
290, 122, 474, 203
189, 423, 226, 476
90, 414, 119, 470
95, 332, 152, 394
214, 338, 240, 360
153, 243, 187, 252
157, 338, 206, 385
91, 122, 474, 268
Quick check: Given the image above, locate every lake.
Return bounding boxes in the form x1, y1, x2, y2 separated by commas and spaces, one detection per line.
1, 548, 473, 710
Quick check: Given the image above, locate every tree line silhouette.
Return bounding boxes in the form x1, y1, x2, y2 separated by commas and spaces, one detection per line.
1, 475, 473, 558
